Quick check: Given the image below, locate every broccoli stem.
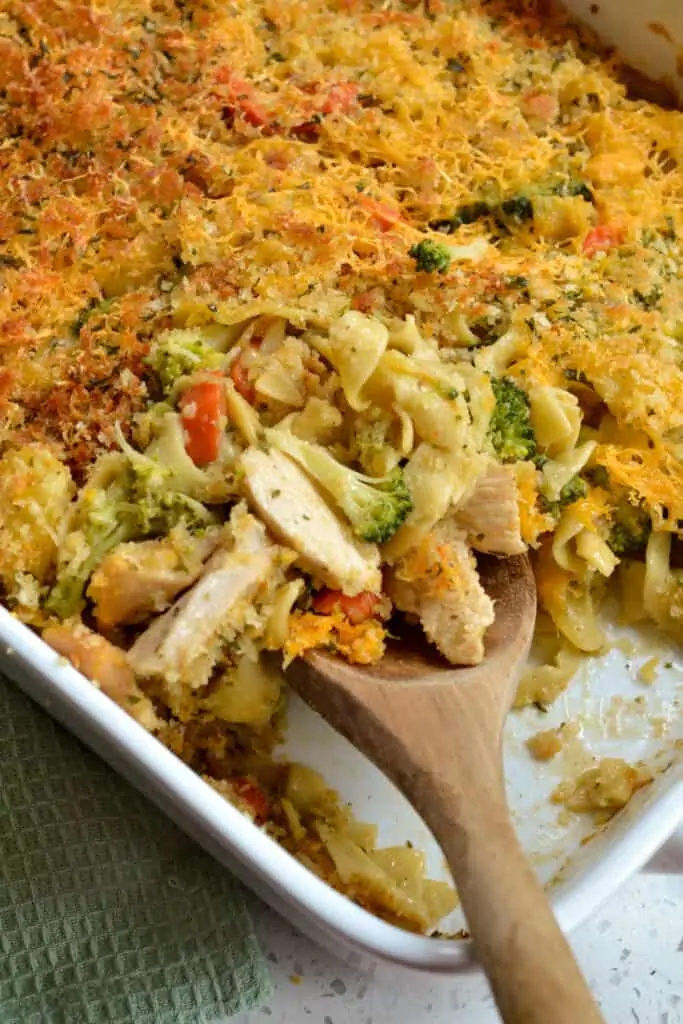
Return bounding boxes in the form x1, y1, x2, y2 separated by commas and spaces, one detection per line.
267, 430, 412, 543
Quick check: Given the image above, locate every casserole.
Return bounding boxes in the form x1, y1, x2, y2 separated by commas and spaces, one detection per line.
2, 0, 683, 974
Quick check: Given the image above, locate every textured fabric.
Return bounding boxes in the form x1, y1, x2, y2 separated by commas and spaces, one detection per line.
0, 677, 271, 1024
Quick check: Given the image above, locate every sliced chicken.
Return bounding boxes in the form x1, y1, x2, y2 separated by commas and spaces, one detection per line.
453, 462, 526, 556
87, 529, 222, 630
386, 518, 494, 666
239, 447, 381, 596
127, 506, 277, 694
43, 623, 161, 731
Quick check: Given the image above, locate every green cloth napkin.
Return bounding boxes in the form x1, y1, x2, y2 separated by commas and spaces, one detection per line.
0, 676, 272, 1024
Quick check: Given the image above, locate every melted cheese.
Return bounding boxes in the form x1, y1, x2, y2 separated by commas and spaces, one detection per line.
1, 0, 682, 515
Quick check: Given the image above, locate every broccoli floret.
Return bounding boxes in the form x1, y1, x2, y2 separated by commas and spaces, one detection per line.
429, 200, 491, 235
608, 497, 651, 556
351, 415, 400, 477
540, 475, 587, 517
267, 430, 413, 543
586, 465, 610, 489
408, 239, 452, 274
487, 377, 537, 463
499, 182, 592, 229
134, 471, 211, 536
430, 183, 592, 237
45, 453, 212, 618
552, 179, 594, 203
557, 475, 587, 507
45, 470, 138, 618
632, 284, 663, 311
146, 328, 225, 394
467, 302, 511, 346
117, 425, 217, 531
499, 195, 534, 225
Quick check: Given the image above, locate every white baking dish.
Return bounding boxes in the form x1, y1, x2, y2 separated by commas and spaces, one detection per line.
4, 601, 683, 976
4, 0, 683, 977
565, 0, 683, 102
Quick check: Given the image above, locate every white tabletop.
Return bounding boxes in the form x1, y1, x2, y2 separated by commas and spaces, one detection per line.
234, 833, 683, 1024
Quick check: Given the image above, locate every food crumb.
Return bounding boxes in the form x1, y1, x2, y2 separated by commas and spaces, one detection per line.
637, 656, 659, 685
526, 727, 563, 761
551, 758, 653, 817
290, 975, 302, 985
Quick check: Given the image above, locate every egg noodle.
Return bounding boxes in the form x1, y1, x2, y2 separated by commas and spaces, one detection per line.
1, 0, 682, 932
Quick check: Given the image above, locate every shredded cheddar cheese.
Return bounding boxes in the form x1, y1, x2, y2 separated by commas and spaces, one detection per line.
1, 0, 681, 514
284, 610, 385, 665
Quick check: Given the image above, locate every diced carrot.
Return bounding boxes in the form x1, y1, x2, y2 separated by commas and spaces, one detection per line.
359, 195, 402, 231
218, 71, 269, 127
180, 377, 226, 466
582, 224, 624, 257
521, 90, 558, 124
312, 588, 382, 624
220, 71, 249, 95
232, 776, 269, 822
229, 350, 256, 404
351, 290, 379, 313
238, 97, 268, 128
321, 82, 359, 115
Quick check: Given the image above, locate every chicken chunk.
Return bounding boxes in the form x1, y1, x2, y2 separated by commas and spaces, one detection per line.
88, 528, 222, 630
43, 623, 160, 731
127, 506, 278, 699
386, 518, 494, 665
239, 447, 381, 596
453, 462, 525, 556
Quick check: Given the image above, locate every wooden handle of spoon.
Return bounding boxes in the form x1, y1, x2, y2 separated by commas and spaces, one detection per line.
292, 664, 605, 1023
289, 550, 603, 1024
420, 770, 604, 1023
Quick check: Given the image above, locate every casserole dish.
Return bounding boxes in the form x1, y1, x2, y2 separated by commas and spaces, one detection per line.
3, 0, 683, 976
4, 602, 683, 975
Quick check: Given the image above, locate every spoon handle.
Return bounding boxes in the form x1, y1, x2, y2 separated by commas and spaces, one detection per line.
290, 590, 604, 1024
319, 679, 604, 1023
421, 772, 604, 1023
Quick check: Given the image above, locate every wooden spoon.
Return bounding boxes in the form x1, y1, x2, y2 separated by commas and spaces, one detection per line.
287, 554, 603, 1023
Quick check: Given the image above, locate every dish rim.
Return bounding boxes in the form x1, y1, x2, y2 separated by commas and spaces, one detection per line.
3, 605, 683, 975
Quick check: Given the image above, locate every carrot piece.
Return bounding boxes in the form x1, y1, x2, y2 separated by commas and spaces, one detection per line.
359, 194, 402, 231
218, 71, 269, 127
321, 82, 359, 115
312, 588, 382, 624
521, 90, 558, 123
179, 377, 226, 466
582, 224, 624, 257
351, 290, 379, 313
229, 351, 256, 404
238, 97, 268, 128
232, 777, 269, 822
